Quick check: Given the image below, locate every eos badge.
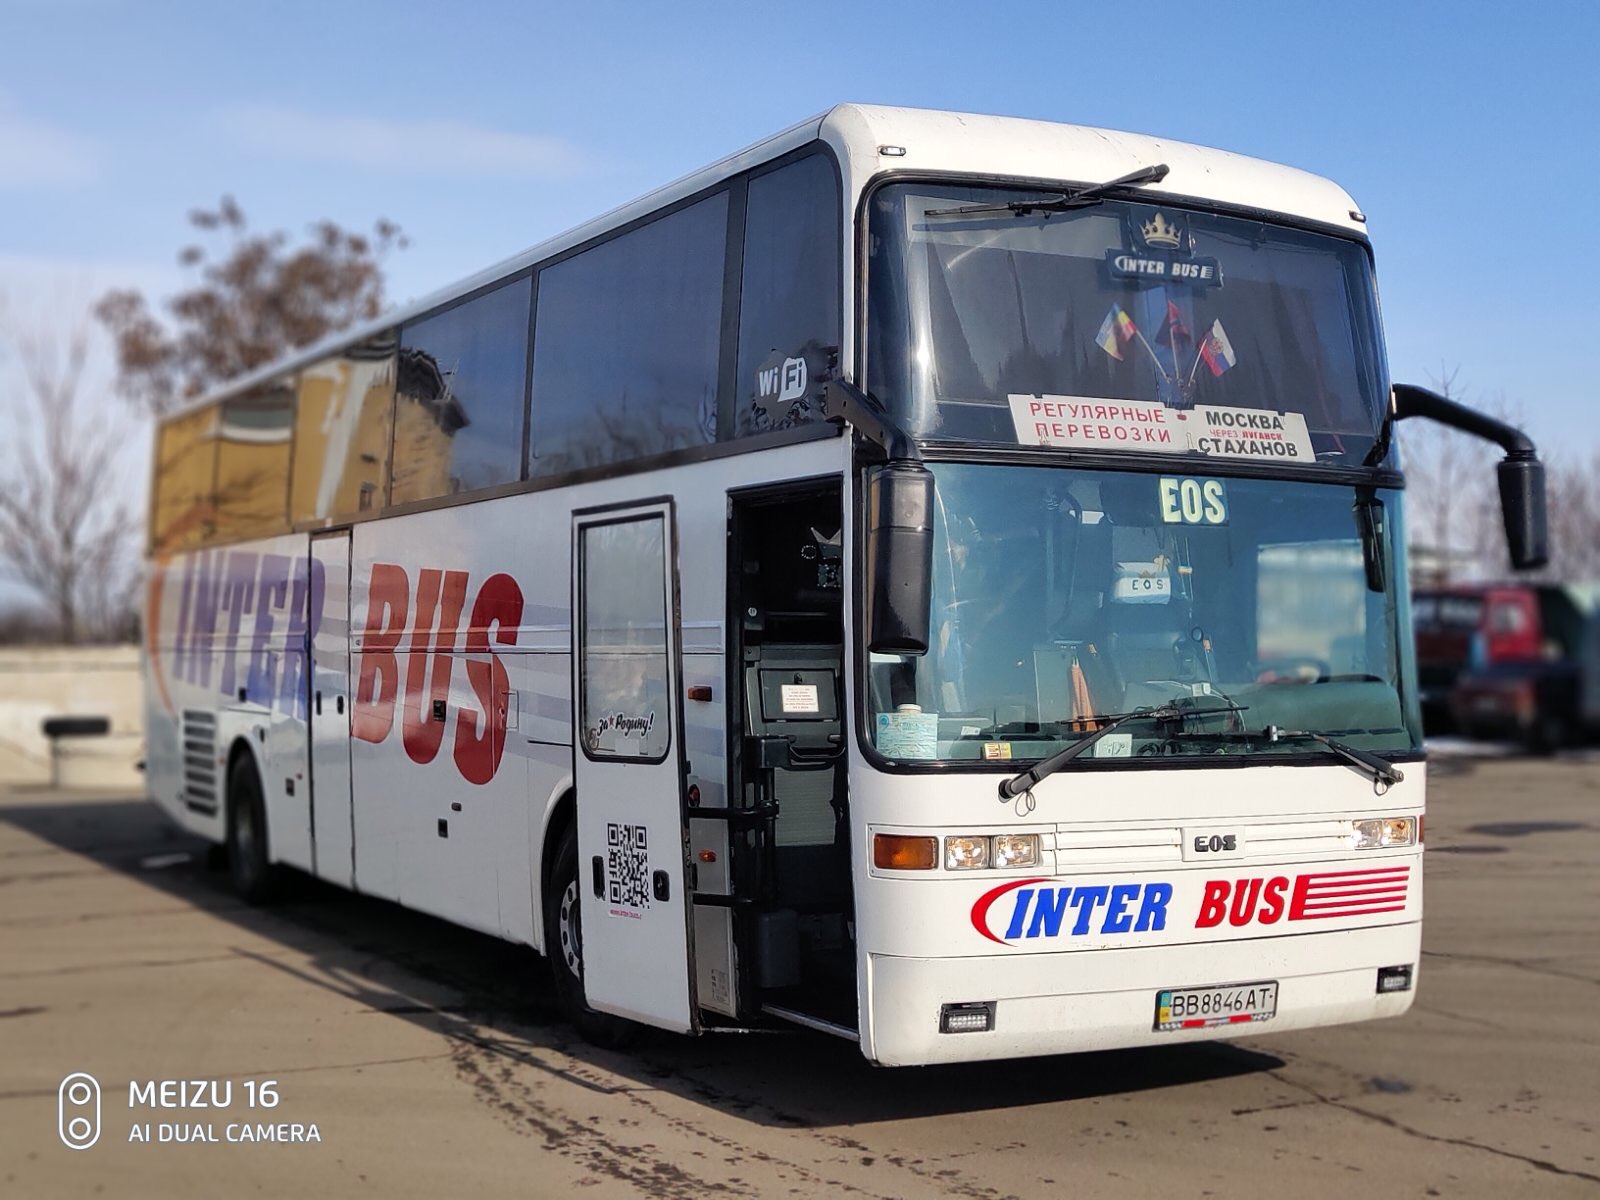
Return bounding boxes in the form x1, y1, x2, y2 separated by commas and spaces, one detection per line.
1184, 829, 1244, 859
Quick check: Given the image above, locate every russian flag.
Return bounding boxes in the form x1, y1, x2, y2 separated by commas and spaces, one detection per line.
1199, 319, 1237, 377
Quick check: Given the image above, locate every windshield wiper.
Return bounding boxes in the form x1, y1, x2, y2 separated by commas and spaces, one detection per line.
1169, 725, 1405, 789
926, 163, 1170, 219
997, 700, 1246, 800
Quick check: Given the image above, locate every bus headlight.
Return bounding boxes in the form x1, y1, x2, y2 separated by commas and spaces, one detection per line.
942, 833, 1041, 870
1351, 817, 1416, 849
944, 835, 990, 870
991, 833, 1041, 868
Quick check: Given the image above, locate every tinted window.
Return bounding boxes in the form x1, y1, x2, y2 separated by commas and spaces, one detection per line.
213, 381, 294, 541
530, 193, 726, 475
151, 405, 218, 553
735, 154, 840, 436
291, 335, 396, 520
392, 277, 531, 503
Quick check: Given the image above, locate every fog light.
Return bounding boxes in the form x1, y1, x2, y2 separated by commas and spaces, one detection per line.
992, 833, 1041, 868
1377, 964, 1413, 993
944, 835, 990, 870
939, 1001, 996, 1033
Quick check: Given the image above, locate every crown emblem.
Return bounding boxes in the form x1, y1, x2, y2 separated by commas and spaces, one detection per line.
1141, 212, 1183, 249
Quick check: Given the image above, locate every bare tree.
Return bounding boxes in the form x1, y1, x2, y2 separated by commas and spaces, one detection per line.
0, 314, 137, 642
96, 196, 406, 417
1543, 448, 1600, 582
1398, 368, 1516, 583
1400, 368, 1600, 585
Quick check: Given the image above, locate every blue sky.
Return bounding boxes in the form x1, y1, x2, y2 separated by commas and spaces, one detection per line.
2, 0, 1597, 456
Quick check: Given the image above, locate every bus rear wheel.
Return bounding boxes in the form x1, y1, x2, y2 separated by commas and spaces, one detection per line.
543, 825, 637, 1049
227, 755, 280, 904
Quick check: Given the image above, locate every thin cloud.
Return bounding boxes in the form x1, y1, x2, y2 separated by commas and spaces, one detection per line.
0, 103, 99, 188
220, 105, 589, 178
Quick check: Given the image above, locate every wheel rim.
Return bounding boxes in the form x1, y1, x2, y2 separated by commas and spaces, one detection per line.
557, 878, 582, 977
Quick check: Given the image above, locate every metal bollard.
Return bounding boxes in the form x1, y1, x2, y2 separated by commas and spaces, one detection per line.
41, 716, 111, 788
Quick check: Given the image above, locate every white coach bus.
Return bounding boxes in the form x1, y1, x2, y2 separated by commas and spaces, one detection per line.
142, 105, 1547, 1066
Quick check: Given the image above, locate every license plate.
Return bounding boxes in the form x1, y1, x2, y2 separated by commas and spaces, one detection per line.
1155, 980, 1278, 1031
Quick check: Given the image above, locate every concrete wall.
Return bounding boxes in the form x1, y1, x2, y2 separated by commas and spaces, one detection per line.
0, 645, 143, 789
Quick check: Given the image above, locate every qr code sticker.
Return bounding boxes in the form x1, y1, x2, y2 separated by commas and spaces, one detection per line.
606, 822, 650, 909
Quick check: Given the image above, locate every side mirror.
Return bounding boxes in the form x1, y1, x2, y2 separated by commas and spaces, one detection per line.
1497, 455, 1549, 571
1392, 384, 1550, 572
866, 462, 935, 655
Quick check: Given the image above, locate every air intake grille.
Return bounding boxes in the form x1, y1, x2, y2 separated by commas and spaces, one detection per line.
181, 710, 218, 814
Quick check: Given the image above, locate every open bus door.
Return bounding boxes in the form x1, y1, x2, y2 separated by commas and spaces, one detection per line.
571, 501, 696, 1032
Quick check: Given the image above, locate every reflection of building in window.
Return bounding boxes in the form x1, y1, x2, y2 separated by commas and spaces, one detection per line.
1257, 542, 1367, 668
152, 405, 219, 553
391, 348, 468, 503
213, 383, 294, 541
290, 335, 397, 521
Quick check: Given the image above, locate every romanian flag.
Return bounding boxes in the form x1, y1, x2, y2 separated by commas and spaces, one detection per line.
1096, 305, 1139, 360
1199, 319, 1237, 377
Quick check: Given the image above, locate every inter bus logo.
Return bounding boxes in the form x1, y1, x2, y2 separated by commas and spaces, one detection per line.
353, 563, 524, 785
169, 549, 322, 720
970, 878, 1173, 945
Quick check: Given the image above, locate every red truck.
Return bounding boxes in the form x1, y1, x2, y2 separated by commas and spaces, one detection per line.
1414, 583, 1594, 750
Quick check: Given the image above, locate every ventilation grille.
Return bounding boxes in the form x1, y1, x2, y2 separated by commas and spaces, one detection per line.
181, 710, 218, 814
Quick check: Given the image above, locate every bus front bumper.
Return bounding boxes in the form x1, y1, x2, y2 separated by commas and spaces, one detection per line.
861, 921, 1419, 1066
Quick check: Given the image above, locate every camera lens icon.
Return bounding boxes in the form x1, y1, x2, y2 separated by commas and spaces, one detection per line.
58, 1072, 100, 1150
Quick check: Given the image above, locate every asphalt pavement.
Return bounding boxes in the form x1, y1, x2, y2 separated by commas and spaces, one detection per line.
1, 754, 1596, 1198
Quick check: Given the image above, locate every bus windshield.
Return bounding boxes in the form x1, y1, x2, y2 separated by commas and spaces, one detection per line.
867, 183, 1388, 466
865, 464, 1420, 766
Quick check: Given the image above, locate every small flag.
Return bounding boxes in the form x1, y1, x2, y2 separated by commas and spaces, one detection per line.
1161, 300, 1191, 346
1199, 319, 1237, 376
1096, 305, 1139, 360
1095, 308, 1122, 360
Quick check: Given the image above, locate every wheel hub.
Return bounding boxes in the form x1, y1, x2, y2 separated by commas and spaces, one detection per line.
557, 879, 582, 975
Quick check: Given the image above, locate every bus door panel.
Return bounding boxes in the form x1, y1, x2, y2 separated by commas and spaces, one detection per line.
572, 502, 696, 1032
309, 531, 357, 888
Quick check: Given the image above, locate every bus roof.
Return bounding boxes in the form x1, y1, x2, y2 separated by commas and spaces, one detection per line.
165, 103, 1367, 422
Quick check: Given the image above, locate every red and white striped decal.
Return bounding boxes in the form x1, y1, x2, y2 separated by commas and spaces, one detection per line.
1287, 865, 1410, 920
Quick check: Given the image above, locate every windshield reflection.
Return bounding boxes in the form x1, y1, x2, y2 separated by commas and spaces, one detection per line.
867, 185, 1388, 465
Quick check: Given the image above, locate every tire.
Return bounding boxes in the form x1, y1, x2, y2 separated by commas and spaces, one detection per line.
543, 825, 637, 1048
226, 754, 280, 903
1524, 709, 1570, 757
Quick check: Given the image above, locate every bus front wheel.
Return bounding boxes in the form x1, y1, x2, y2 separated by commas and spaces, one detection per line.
226, 755, 279, 903
543, 826, 637, 1049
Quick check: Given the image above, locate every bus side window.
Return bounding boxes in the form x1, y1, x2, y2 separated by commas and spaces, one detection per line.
213, 381, 294, 542
734, 153, 841, 438
530, 193, 728, 476
290, 337, 397, 522
151, 405, 219, 554
391, 276, 531, 504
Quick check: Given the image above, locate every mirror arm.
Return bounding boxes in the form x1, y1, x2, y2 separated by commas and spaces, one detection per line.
1392, 383, 1538, 460
823, 379, 922, 464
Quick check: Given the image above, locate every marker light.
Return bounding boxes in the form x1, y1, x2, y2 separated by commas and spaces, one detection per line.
944, 835, 990, 871
1351, 817, 1417, 849
874, 834, 937, 870
992, 833, 1041, 869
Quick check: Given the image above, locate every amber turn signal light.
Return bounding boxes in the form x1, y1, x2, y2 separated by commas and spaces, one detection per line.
873, 833, 938, 870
